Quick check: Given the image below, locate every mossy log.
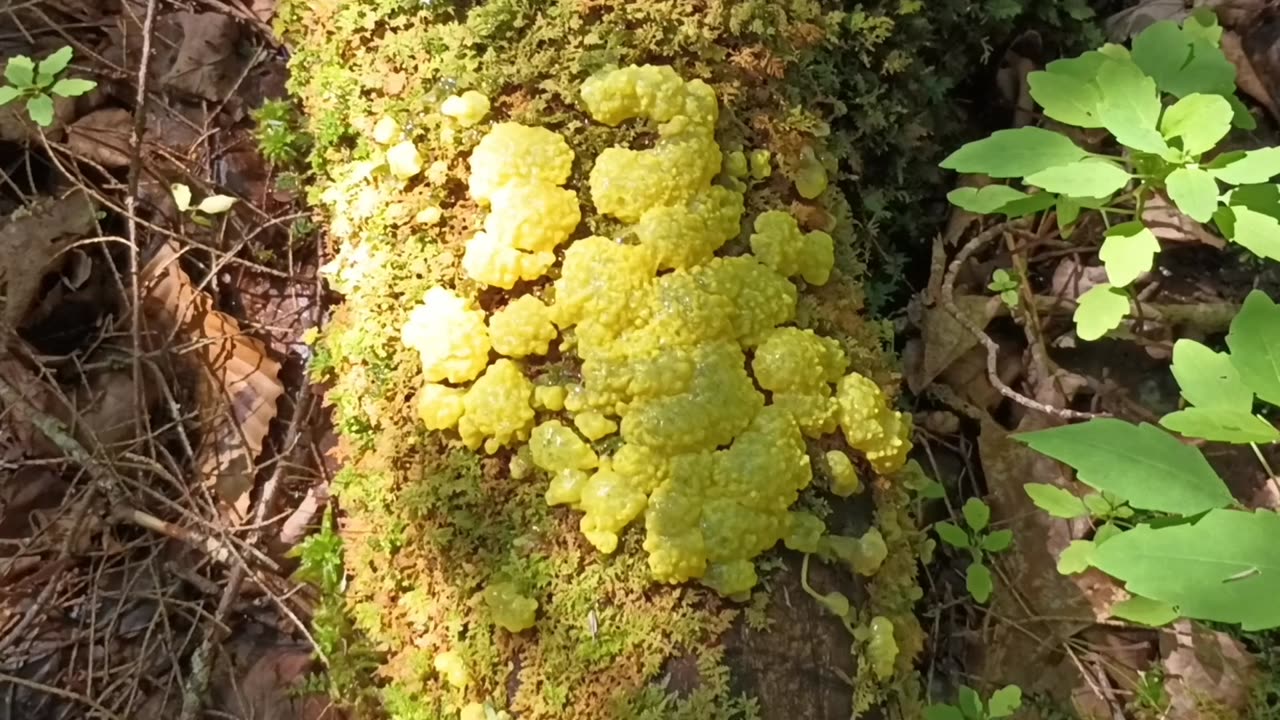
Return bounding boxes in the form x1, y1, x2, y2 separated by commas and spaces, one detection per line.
277, 1, 1058, 718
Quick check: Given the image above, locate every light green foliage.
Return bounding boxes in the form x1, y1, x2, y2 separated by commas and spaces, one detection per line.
987, 268, 1019, 308
939, 12, 1280, 339
1098, 221, 1159, 287
1073, 284, 1129, 341
925, 684, 1022, 720
1, 46, 95, 126
934, 497, 1011, 603
253, 99, 312, 166
1017, 418, 1232, 514
1018, 294, 1280, 631
1094, 509, 1280, 630
170, 183, 238, 227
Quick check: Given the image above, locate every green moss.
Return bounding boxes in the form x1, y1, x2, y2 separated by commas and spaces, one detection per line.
279, 0, 1096, 717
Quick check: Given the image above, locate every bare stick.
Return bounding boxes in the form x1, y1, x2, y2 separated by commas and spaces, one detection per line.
940, 223, 1106, 421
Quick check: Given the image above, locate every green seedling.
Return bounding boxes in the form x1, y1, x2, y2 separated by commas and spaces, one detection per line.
988, 268, 1021, 308
1, 46, 96, 127
934, 498, 1012, 603
926, 684, 1022, 720
171, 183, 238, 227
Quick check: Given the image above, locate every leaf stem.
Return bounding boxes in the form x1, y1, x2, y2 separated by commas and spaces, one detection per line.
1247, 440, 1280, 500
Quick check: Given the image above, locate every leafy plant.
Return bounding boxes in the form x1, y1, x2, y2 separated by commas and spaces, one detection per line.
171, 183, 239, 226
253, 99, 311, 166
1017, 289, 1280, 630
988, 268, 1021, 307
926, 684, 1023, 720
0, 46, 95, 127
934, 498, 1013, 603
939, 11, 1280, 341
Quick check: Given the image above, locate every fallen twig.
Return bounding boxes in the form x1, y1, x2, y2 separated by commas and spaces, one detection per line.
941, 223, 1106, 421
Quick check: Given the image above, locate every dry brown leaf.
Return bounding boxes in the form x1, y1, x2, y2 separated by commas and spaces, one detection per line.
1222, 30, 1280, 121
1143, 194, 1226, 249
162, 12, 247, 102
1050, 256, 1108, 302
0, 192, 96, 326
67, 107, 134, 169
215, 647, 348, 720
1160, 620, 1258, 719
907, 294, 1002, 395
141, 242, 283, 521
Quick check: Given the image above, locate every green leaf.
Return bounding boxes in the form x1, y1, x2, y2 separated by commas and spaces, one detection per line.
4, 55, 34, 88
1095, 522, 1123, 544
1057, 540, 1096, 574
1164, 167, 1220, 223
1224, 184, 1280, 219
1024, 483, 1089, 518
1024, 160, 1130, 198
958, 686, 983, 720
1092, 509, 1280, 630
171, 183, 193, 212
1174, 39, 1237, 98
1184, 8, 1225, 46
935, 521, 969, 549
49, 78, 95, 98
1074, 283, 1129, 341
1057, 195, 1081, 234
1099, 221, 1159, 287
1045, 51, 1109, 82
919, 480, 946, 499
924, 706, 964, 720
1171, 339, 1253, 411
36, 46, 73, 79
1209, 148, 1280, 185
1082, 492, 1111, 516
1095, 58, 1169, 155
962, 498, 990, 532
947, 185, 1034, 214
982, 529, 1013, 553
987, 685, 1023, 718
1110, 596, 1179, 627
940, 127, 1088, 178
1132, 21, 1192, 92
1227, 290, 1280, 407
1015, 419, 1234, 515
1160, 94, 1233, 156
196, 194, 238, 214
0, 86, 19, 106
1028, 70, 1102, 127
25, 93, 53, 127
1160, 407, 1280, 443
1225, 206, 1280, 262
966, 562, 994, 603
991, 191, 1058, 218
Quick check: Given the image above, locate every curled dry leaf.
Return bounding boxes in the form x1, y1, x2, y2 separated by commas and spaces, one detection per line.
67, 107, 134, 169
141, 241, 283, 522
906, 294, 1002, 394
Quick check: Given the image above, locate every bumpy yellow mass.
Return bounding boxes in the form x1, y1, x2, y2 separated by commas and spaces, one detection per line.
404, 65, 912, 600
835, 373, 913, 474
402, 287, 491, 384
489, 295, 558, 358
441, 90, 490, 127
750, 210, 835, 286
457, 359, 535, 453
463, 123, 580, 288
468, 123, 574, 202
483, 581, 538, 632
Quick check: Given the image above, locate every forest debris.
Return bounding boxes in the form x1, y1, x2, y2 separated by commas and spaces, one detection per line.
1221, 30, 1280, 122
1160, 621, 1258, 719
0, 192, 96, 326
141, 242, 283, 521
1143, 195, 1226, 249
0, 93, 75, 142
214, 646, 346, 720
906, 295, 1001, 394
1104, 1, 1220, 40
163, 12, 246, 102
67, 107, 134, 168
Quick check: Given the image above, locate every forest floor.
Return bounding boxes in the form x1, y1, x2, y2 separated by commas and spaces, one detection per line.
0, 1, 1278, 720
